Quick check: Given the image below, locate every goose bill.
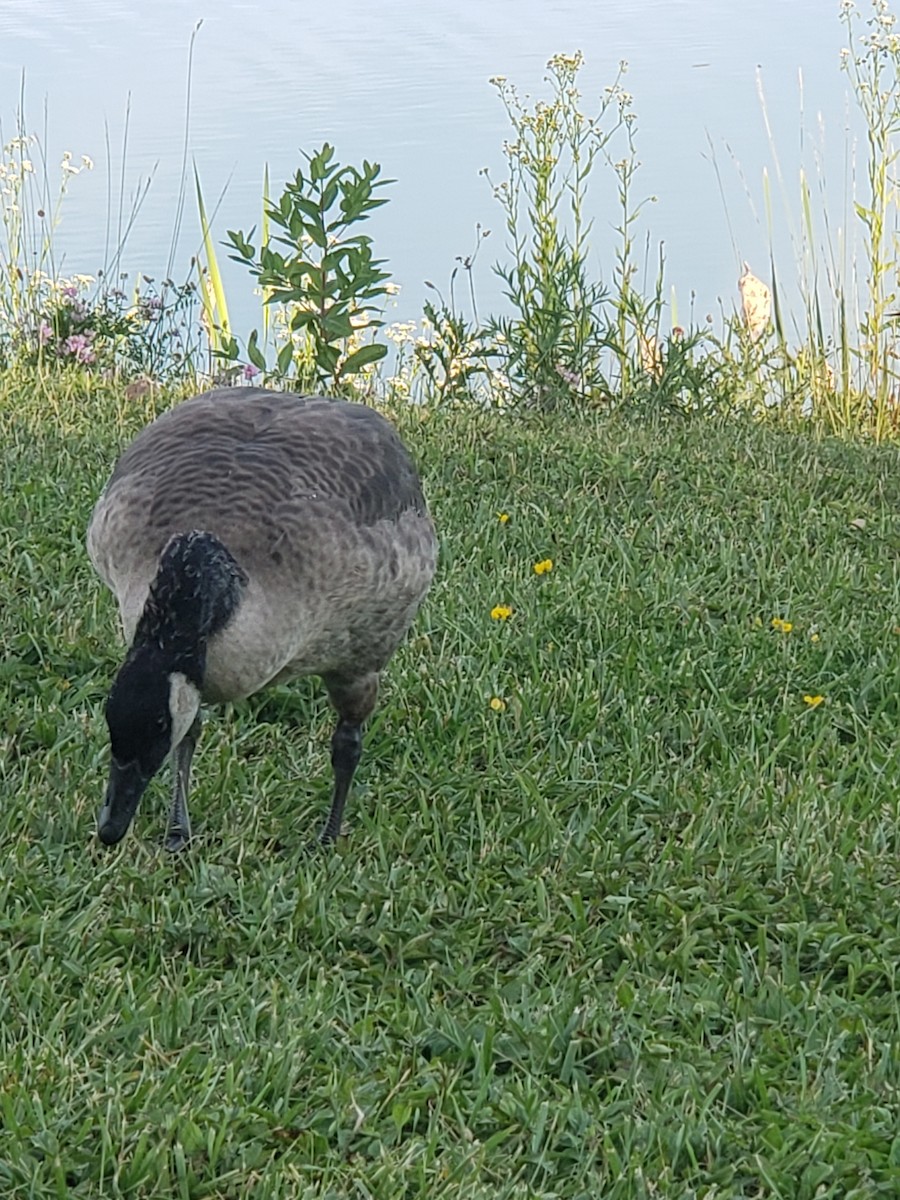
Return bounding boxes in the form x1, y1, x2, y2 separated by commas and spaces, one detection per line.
97, 760, 152, 846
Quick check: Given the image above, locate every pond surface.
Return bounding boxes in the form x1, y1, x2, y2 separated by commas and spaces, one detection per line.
0, 1, 850, 337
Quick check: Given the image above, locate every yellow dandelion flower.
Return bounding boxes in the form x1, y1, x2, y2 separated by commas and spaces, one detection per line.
498, 512, 510, 524
489, 696, 506, 712
533, 558, 554, 575
490, 604, 513, 621
771, 617, 793, 634
803, 694, 825, 708
810, 632, 820, 643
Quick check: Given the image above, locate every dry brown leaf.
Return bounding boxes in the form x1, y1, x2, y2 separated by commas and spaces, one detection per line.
639, 333, 662, 379
738, 261, 771, 341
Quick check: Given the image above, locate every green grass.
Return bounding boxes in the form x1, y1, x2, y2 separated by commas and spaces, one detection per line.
3, 377, 900, 1198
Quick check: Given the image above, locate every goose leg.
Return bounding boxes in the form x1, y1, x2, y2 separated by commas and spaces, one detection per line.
165, 714, 202, 853
319, 672, 379, 845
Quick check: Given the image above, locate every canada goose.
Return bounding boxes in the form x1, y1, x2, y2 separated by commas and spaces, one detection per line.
87, 386, 437, 851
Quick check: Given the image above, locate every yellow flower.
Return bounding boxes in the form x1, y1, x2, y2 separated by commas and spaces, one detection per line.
490, 604, 513, 621
771, 617, 793, 634
533, 558, 554, 575
498, 512, 510, 524
489, 696, 506, 712
810, 632, 821, 643
803, 694, 825, 708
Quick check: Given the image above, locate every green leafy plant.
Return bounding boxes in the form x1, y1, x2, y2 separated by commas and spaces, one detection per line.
414, 295, 491, 405
411, 231, 495, 405
223, 144, 393, 391
484, 53, 659, 409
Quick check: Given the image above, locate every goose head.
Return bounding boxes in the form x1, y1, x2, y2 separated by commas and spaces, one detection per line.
97, 530, 246, 846
98, 659, 201, 845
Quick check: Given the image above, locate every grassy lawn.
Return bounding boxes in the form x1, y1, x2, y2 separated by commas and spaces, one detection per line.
3, 377, 900, 1198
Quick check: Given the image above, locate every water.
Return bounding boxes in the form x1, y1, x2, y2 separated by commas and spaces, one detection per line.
0, 1, 850, 338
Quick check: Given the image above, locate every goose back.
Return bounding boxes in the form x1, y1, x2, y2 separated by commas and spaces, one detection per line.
88, 388, 437, 702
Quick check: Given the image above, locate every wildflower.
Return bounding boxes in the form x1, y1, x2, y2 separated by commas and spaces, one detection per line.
771, 617, 793, 634
498, 512, 510, 524
242, 363, 260, 381
37, 320, 52, 346
810, 632, 821, 643
803, 694, 825, 708
386, 374, 410, 398
533, 558, 554, 575
63, 333, 95, 364
384, 320, 417, 344
489, 696, 506, 712
491, 604, 513, 621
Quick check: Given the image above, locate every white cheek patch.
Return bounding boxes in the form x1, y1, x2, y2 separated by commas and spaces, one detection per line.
168, 672, 201, 750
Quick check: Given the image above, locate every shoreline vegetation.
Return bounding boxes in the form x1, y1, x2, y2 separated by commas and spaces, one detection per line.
4, 3, 900, 1195
0, 3, 897, 436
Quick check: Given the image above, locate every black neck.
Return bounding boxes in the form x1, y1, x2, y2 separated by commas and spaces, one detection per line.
130, 531, 247, 682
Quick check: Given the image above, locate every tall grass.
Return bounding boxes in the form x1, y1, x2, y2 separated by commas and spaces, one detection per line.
0, 112, 92, 360
707, 0, 900, 439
